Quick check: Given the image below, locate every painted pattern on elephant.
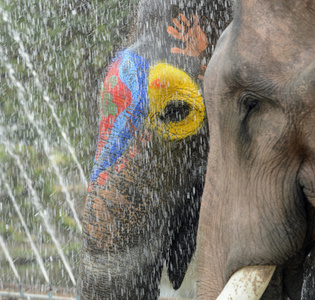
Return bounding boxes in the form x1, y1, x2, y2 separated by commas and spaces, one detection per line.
167, 14, 209, 57
79, 1, 232, 299
90, 52, 205, 183
90, 50, 149, 182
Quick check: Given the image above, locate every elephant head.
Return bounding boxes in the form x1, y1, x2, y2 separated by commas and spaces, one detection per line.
197, 0, 315, 299
79, 1, 231, 299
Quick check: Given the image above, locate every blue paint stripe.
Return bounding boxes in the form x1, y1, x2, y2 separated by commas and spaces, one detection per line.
90, 50, 149, 182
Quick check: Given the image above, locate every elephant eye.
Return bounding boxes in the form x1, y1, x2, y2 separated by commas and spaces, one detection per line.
241, 94, 261, 120
245, 99, 259, 113
159, 100, 191, 123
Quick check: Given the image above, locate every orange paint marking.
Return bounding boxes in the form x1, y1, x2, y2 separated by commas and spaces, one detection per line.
167, 14, 209, 57
140, 130, 152, 143
97, 178, 105, 185
129, 146, 140, 158
87, 182, 93, 193
126, 116, 138, 137
96, 171, 109, 185
150, 78, 167, 89
115, 157, 128, 173
99, 171, 109, 180
86, 196, 116, 250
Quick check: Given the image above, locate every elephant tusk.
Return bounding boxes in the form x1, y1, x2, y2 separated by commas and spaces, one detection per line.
216, 265, 276, 300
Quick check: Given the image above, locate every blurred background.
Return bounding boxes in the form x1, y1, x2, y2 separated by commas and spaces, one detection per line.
0, 0, 139, 297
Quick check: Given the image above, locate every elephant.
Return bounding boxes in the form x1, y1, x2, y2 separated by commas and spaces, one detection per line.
196, 0, 315, 299
78, 0, 232, 299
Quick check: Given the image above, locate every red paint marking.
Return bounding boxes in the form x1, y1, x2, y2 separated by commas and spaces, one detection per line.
126, 116, 137, 137
95, 59, 133, 161
140, 130, 152, 143
96, 171, 109, 185
97, 178, 106, 186
99, 171, 109, 180
129, 146, 139, 158
150, 78, 166, 89
115, 157, 128, 173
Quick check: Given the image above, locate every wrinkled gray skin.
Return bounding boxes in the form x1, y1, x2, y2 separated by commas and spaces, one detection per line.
79, 1, 231, 299
197, 0, 315, 299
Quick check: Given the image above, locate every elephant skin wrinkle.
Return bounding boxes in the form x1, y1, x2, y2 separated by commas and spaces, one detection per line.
196, 0, 315, 299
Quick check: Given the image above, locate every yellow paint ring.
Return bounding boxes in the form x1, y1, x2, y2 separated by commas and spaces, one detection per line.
147, 63, 205, 140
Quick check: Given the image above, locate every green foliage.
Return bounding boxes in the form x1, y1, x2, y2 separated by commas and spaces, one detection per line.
0, 221, 24, 242
57, 210, 77, 231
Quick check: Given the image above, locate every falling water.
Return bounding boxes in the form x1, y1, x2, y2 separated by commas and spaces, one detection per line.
0, 0, 133, 295
0, 50, 82, 233
2, 140, 76, 286
1, 172, 50, 284
0, 6, 88, 191
0, 235, 21, 282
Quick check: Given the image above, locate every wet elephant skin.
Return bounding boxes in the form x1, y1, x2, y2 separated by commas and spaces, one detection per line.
197, 0, 315, 299
79, 0, 232, 299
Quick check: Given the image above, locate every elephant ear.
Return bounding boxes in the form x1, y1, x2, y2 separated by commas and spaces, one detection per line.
166, 213, 199, 289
